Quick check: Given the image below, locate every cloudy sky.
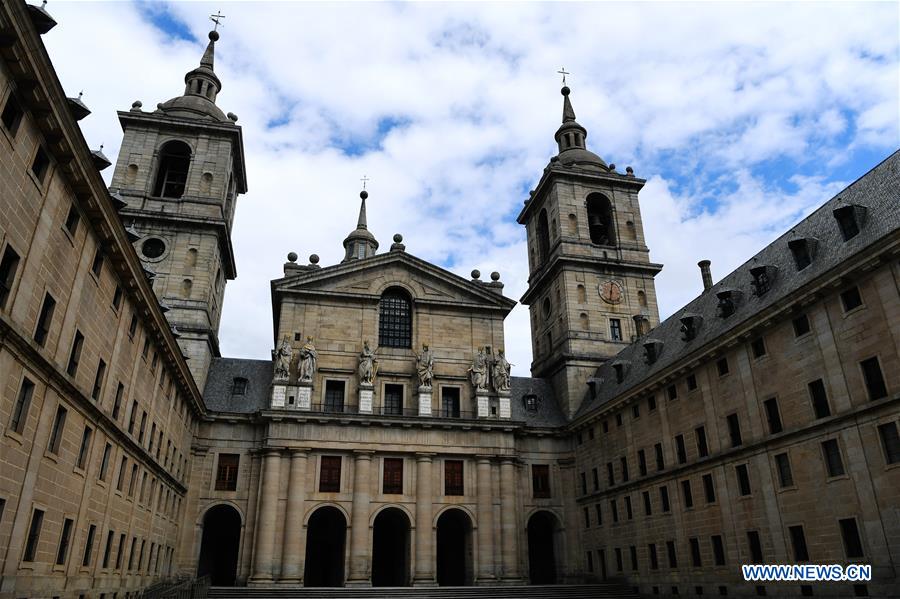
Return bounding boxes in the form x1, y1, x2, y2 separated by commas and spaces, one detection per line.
43, 1, 898, 376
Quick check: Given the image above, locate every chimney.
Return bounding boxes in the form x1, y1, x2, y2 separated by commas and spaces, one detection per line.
698, 260, 713, 291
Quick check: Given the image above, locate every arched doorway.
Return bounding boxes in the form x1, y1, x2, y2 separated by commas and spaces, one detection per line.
304, 506, 347, 587
197, 504, 241, 586
372, 508, 411, 586
436, 508, 473, 586
527, 510, 561, 584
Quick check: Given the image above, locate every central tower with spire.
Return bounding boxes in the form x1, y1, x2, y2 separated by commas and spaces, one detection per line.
109, 26, 248, 390
342, 189, 379, 262
517, 83, 663, 418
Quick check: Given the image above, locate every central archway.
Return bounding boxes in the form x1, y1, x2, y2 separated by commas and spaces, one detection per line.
197, 504, 241, 586
371, 507, 411, 586
527, 510, 561, 584
436, 508, 473, 586
304, 506, 347, 587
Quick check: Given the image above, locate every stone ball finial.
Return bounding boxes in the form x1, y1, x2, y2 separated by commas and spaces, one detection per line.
227, 112, 238, 122
360, 190, 369, 200
393, 233, 403, 243
209, 30, 220, 42
131, 100, 142, 109
549, 156, 559, 163
626, 166, 634, 175
471, 269, 481, 280
287, 252, 298, 263
490, 271, 500, 281
156, 103, 164, 110
609, 163, 616, 171
309, 254, 320, 264
561, 85, 571, 96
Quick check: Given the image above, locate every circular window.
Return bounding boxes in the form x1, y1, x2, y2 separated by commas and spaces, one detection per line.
542, 297, 552, 319
141, 238, 166, 259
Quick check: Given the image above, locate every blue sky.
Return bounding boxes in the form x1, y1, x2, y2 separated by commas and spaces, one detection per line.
43, 1, 899, 376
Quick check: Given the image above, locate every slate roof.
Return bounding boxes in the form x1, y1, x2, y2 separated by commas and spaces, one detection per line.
574, 149, 900, 421
509, 376, 568, 428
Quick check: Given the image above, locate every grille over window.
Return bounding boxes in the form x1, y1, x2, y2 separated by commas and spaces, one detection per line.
378, 288, 412, 348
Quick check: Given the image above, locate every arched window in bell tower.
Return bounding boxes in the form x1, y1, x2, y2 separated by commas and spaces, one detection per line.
378, 287, 412, 348
586, 194, 615, 246
153, 140, 192, 199
537, 209, 551, 264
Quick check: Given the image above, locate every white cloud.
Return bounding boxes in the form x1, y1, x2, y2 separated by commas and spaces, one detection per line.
41, 1, 899, 380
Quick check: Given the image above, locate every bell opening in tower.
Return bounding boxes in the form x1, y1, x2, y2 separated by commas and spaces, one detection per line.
153, 140, 192, 199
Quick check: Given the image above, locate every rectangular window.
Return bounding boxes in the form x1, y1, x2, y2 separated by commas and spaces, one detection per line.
630, 545, 638, 571
99, 443, 112, 481
586, 550, 594, 572
860, 357, 887, 400
215, 454, 240, 491
10, 376, 35, 434
709, 535, 725, 566
625, 495, 633, 520
696, 426, 709, 458
717, 357, 730, 376
809, 379, 831, 419
595, 503, 602, 526
76, 426, 93, 470
91, 359, 106, 401
655, 443, 665, 471
822, 439, 845, 477
116, 456, 127, 491
681, 479, 693, 508
606, 462, 614, 486
667, 540, 677, 568
736, 464, 752, 496
649, 543, 659, 570
48, 404, 67, 455
127, 536, 136, 570
727, 413, 742, 447
24, 508, 44, 562
129, 314, 138, 338
319, 456, 342, 492
643, 490, 652, 516
660, 485, 670, 512
1, 93, 24, 136
878, 422, 900, 464
675, 434, 687, 464
31, 146, 50, 182
840, 286, 863, 312
632, 404, 640, 419
127, 400, 137, 434
384, 383, 403, 415
444, 459, 464, 496
610, 499, 618, 523
383, 457, 404, 494
703, 473, 716, 503
839, 518, 864, 558
56, 517, 74, 565
763, 398, 783, 434
789, 525, 809, 561
91, 248, 104, 277
750, 337, 767, 358
583, 506, 590, 528
793, 313, 811, 337
592, 467, 600, 490
112, 284, 123, 310
747, 531, 763, 563
115, 533, 125, 569
128, 464, 138, 497
0, 245, 21, 310
102, 530, 114, 568
667, 384, 678, 401
774, 452, 793, 488
620, 456, 629, 482
441, 387, 460, 418
687, 374, 698, 391
67, 330, 84, 376
112, 383, 124, 420
34, 293, 56, 346
532, 464, 551, 498
579, 472, 587, 495
638, 449, 647, 476
138, 411, 146, 443
615, 547, 623, 572
648, 395, 657, 411
690, 537, 702, 567
610, 318, 622, 341
82, 524, 96, 566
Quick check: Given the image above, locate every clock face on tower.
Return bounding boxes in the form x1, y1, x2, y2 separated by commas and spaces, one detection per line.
599, 280, 623, 304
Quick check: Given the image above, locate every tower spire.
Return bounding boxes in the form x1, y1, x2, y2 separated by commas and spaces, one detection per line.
553, 81, 607, 170
342, 188, 379, 262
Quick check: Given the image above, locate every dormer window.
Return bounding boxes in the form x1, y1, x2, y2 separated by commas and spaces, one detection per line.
232, 377, 247, 395
833, 204, 866, 241
643, 339, 663, 365
716, 289, 741, 318
680, 313, 702, 341
523, 393, 539, 412
612, 360, 630, 384
633, 315, 650, 337
788, 238, 817, 271
749, 265, 778, 296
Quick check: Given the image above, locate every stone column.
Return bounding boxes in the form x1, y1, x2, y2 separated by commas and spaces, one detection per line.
280, 449, 308, 583
251, 449, 282, 583
413, 453, 436, 586
499, 458, 521, 582
475, 456, 495, 583
346, 451, 374, 586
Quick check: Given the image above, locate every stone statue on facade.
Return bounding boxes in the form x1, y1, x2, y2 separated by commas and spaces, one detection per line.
492, 348, 512, 392
358, 340, 378, 385
416, 343, 434, 388
298, 336, 318, 382
468, 347, 488, 391
273, 336, 293, 381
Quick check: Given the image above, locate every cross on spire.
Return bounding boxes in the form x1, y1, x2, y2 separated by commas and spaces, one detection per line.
557, 67, 570, 86
360, 175, 370, 191
210, 11, 226, 31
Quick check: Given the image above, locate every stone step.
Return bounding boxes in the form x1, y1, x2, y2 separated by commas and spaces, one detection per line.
207, 584, 637, 599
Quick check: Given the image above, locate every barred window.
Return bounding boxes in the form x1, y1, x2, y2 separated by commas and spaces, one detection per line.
532, 464, 551, 498
445, 459, 464, 496
319, 456, 342, 492
383, 457, 403, 494
215, 454, 239, 491
378, 288, 412, 348
384, 384, 403, 416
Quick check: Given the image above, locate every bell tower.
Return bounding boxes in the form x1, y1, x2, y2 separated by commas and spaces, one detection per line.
110, 28, 248, 390
517, 83, 662, 419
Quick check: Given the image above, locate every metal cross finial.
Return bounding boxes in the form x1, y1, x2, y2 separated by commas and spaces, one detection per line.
557, 67, 570, 86
360, 175, 370, 190
210, 11, 226, 31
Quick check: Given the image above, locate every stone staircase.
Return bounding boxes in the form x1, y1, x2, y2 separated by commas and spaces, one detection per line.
208, 584, 638, 599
